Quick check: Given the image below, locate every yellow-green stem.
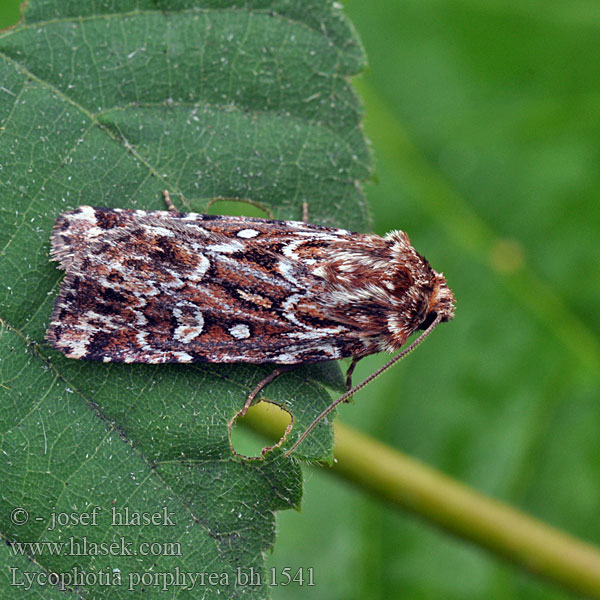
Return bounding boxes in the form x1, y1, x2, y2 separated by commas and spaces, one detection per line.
243, 402, 600, 598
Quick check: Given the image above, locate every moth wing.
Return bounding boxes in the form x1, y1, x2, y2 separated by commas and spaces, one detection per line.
50, 205, 161, 271
48, 208, 366, 364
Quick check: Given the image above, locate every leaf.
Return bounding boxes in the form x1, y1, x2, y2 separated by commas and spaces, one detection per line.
0, 1, 369, 596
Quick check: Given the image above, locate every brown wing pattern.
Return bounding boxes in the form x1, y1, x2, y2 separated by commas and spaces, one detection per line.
47, 207, 368, 364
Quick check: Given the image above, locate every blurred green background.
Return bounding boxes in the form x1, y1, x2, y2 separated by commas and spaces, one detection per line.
0, 0, 20, 30
2, 1, 598, 598
266, 1, 600, 599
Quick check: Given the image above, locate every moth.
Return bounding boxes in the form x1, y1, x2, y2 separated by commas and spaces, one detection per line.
47, 194, 455, 456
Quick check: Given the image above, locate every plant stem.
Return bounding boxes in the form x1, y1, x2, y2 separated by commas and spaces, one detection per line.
243, 403, 600, 598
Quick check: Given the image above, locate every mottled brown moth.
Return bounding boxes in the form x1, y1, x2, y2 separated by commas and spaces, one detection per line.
47, 194, 455, 456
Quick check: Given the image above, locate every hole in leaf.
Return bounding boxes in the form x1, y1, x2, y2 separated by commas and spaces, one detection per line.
228, 400, 293, 459
205, 198, 270, 219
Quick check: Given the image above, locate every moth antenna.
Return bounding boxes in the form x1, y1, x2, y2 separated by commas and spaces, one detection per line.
283, 313, 443, 458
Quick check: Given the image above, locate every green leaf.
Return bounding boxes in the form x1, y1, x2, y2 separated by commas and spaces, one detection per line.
0, 1, 369, 596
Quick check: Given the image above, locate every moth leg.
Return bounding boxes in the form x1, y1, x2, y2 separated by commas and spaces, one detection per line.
162, 190, 178, 212
241, 365, 297, 417
345, 357, 362, 396
302, 201, 309, 224
227, 365, 297, 453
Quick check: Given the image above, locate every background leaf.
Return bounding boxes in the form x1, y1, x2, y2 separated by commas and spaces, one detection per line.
267, 1, 600, 598
0, 1, 369, 597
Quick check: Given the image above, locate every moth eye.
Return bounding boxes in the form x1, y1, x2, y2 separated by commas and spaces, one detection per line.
418, 311, 437, 330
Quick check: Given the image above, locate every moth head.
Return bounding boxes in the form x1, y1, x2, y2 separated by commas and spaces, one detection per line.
418, 272, 455, 329
316, 229, 455, 354
385, 231, 455, 350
